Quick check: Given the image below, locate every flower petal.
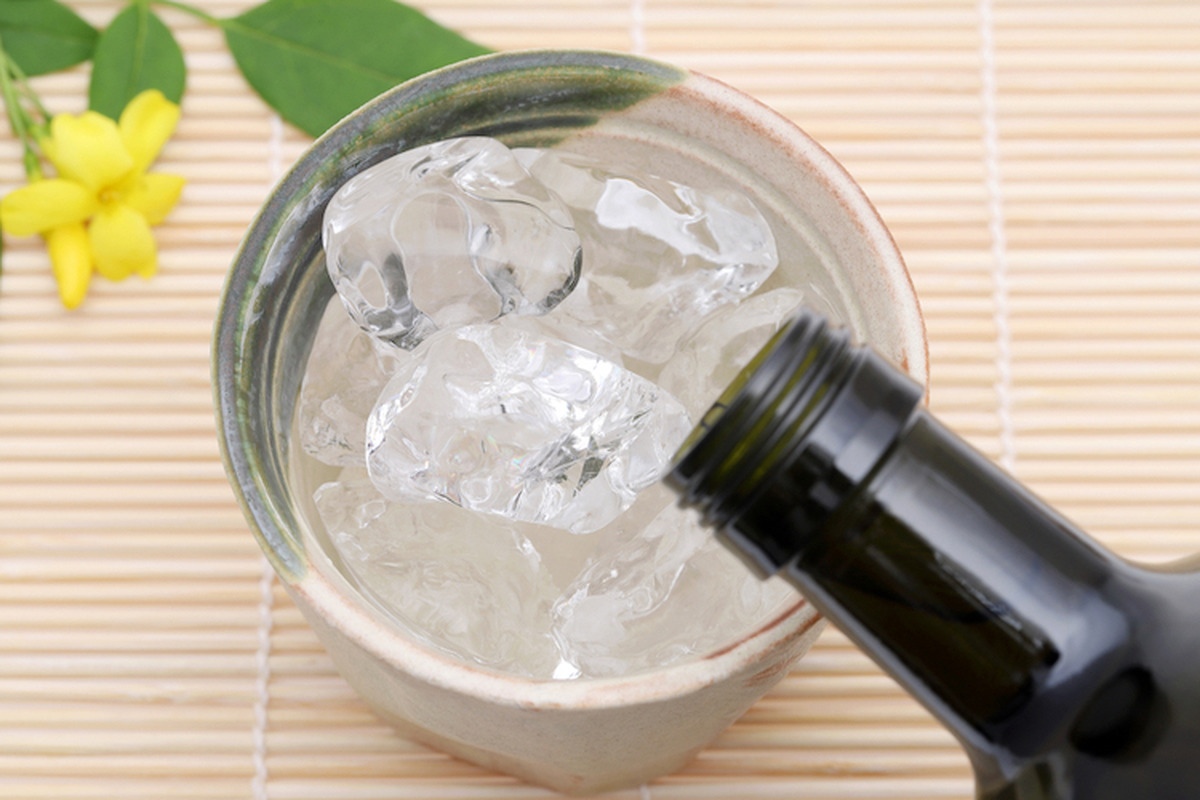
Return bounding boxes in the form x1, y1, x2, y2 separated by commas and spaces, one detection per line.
89, 204, 157, 281
0, 179, 98, 236
121, 172, 185, 225
48, 111, 134, 193
45, 223, 94, 309
119, 90, 181, 174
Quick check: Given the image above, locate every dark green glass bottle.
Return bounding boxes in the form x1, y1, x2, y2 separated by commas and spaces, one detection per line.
668, 308, 1200, 799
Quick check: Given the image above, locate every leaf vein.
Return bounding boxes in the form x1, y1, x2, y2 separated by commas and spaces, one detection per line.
223, 20, 397, 84
127, 4, 150, 108
0, 25, 94, 45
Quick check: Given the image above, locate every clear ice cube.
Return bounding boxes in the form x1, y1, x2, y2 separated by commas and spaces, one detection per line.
308, 136, 797, 680
365, 321, 692, 534
323, 137, 582, 348
298, 300, 409, 467
551, 488, 797, 677
516, 148, 779, 363
314, 471, 562, 677
658, 287, 806, 419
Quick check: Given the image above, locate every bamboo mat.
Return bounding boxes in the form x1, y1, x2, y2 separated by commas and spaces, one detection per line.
2, 1, 1198, 798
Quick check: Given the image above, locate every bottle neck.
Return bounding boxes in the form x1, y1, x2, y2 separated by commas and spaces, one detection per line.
671, 311, 924, 574
668, 310, 1137, 763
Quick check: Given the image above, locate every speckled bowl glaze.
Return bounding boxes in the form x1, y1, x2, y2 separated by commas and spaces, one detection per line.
214, 50, 927, 795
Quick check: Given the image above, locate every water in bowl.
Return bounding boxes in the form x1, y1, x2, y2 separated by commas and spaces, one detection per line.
289, 135, 843, 680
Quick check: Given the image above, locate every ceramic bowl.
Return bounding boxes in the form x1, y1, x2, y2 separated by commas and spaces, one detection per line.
214, 49, 926, 795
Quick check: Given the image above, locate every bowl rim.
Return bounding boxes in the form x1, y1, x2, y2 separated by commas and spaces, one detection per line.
214, 48, 927, 709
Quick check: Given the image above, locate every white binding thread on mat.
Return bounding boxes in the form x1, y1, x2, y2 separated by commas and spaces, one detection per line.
251, 112, 286, 800
979, 0, 1017, 471
630, 0, 646, 54
251, 558, 274, 800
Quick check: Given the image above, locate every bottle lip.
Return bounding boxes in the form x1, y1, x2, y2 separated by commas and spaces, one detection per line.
669, 308, 926, 575
669, 309, 855, 520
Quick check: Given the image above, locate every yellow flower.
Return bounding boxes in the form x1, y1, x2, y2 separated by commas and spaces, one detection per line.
0, 90, 185, 309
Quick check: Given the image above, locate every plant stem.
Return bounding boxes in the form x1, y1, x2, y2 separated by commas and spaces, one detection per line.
152, 0, 223, 27
0, 42, 28, 138
0, 35, 41, 179
7, 58, 50, 124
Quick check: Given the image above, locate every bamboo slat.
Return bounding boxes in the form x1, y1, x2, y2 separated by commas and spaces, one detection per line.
2, 1, 1199, 799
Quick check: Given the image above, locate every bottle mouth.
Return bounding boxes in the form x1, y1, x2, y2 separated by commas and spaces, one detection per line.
668, 308, 857, 524
669, 307, 925, 576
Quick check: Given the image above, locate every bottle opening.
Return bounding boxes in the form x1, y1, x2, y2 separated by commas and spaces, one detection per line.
667, 307, 923, 572
669, 309, 854, 519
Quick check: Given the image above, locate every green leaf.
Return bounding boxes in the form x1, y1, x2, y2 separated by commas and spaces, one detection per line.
222, 0, 490, 137
0, 0, 99, 76
88, 3, 186, 120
